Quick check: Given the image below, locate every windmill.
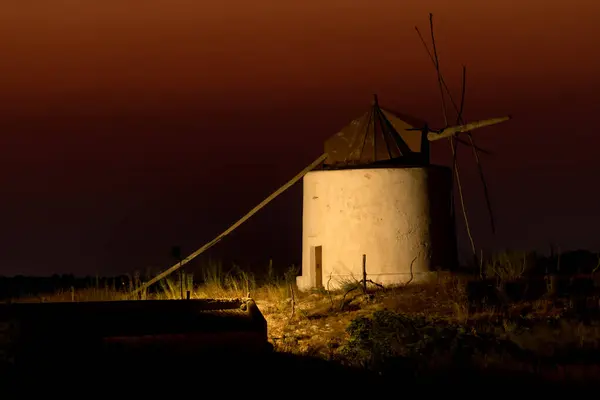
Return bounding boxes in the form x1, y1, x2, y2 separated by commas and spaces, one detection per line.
131, 14, 511, 295
412, 13, 511, 265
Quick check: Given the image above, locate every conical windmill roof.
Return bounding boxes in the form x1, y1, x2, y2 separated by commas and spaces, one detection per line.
324, 96, 428, 167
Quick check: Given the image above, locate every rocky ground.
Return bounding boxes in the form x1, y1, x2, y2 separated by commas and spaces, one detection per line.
253, 276, 600, 384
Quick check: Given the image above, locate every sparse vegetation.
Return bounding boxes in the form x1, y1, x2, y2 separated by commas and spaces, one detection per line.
4, 250, 600, 384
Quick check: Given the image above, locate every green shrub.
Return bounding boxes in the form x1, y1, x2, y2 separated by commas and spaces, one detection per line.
339, 310, 503, 375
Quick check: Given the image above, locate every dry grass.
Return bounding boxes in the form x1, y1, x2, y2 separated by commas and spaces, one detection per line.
21, 268, 480, 354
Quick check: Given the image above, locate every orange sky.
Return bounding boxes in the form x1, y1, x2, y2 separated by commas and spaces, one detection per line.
2, 1, 598, 107
1, 1, 599, 275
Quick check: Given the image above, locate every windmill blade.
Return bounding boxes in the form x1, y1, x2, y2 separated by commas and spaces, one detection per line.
452, 66, 466, 192
426, 13, 478, 261
427, 116, 511, 141
415, 23, 498, 155
467, 128, 497, 234
456, 66, 497, 235
429, 14, 448, 126
447, 65, 466, 227
419, 14, 506, 240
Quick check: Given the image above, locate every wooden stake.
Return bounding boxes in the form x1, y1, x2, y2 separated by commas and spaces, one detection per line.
179, 268, 183, 300
362, 254, 367, 294
289, 283, 296, 319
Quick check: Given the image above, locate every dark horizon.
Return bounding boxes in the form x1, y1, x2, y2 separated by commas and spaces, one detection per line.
1, 1, 599, 277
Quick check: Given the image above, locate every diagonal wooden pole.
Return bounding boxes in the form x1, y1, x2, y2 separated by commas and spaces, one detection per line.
130, 153, 329, 297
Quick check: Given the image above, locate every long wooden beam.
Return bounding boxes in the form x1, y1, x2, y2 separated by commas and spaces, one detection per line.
427, 116, 511, 141
130, 153, 329, 296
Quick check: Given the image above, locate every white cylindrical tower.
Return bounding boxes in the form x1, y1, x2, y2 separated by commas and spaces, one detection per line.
296, 166, 456, 291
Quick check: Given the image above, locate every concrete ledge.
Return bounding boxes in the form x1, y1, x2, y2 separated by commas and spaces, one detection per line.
0, 298, 268, 372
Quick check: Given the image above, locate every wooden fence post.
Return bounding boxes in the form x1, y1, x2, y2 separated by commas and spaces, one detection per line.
362, 254, 367, 293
